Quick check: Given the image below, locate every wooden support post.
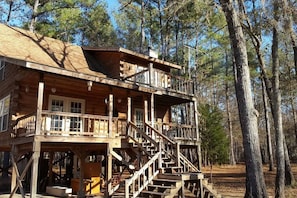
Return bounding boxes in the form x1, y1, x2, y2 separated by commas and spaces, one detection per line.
48, 152, 54, 186
149, 63, 154, 87
36, 81, 44, 135
10, 154, 26, 198
10, 146, 17, 196
108, 94, 113, 138
150, 93, 155, 127
179, 180, 185, 198
144, 98, 148, 135
30, 140, 41, 198
74, 155, 78, 178
193, 98, 202, 170
106, 144, 113, 196
127, 97, 131, 123
176, 142, 181, 168
78, 155, 85, 198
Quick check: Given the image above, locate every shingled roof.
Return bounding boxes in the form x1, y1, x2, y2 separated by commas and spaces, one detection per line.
0, 23, 106, 77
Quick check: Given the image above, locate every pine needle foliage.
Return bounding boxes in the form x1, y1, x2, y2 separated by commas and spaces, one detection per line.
199, 103, 229, 165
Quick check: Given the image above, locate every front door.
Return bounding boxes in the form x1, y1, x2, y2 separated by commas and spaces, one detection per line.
48, 95, 85, 134
134, 108, 144, 131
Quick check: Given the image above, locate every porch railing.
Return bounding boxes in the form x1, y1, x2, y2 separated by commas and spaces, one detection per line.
12, 111, 127, 138
162, 123, 198, 142
125, 151, 161, 198
124, 69, 194, 95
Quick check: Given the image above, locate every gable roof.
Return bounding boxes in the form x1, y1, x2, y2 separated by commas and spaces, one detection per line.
0, 23, 105, 77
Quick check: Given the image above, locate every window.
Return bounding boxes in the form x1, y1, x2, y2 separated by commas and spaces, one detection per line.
47, 95, 85, 133
0, 60, 5, 81
0, 95, 10, 132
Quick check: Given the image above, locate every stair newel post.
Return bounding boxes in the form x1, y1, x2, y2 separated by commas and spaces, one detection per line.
36, 81, 44, 135
107, 143, 113, 197
193, 98, 202, 170
176, 142, 181, 170
127, 97, 131, 138
150, 93, 155, 140
125, 179, 129, 198
144, 99, 148, 135
108, 94, 113, 138
158, 142, 162, 172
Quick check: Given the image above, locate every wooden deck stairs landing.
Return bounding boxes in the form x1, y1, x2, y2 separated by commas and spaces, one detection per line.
109, 122, 221, 198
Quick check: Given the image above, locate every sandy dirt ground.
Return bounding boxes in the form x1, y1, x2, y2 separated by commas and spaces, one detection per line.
202, 163, 297, 198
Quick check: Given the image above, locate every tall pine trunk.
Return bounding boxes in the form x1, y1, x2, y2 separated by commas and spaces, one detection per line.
219, 0, 267, 197
261, 76, 274, 171
225, 53, 236, 165
272, 2, 285, 197
29, 0, 39, 32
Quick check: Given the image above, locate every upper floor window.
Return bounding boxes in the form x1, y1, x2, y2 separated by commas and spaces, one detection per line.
0, 95, 10, 132
0, 60, 5, 81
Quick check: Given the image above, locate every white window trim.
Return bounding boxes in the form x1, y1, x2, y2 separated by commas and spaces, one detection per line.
48, 95, 85, 113
0, 95, 10, 132
0, 60, 5, 81
47, 95, 85, 133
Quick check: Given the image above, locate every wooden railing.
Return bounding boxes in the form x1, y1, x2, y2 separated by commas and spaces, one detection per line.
144, 123, 178, 161
13, 113, 37, 137
180, 153, 200, 173
163, 123, 198, 141
12, 111, 127, 138
124, 152, 161, 198
145, 123, 200, 172
119, 122, 161, 198
124, 69, 194, 95
109, 122, 200, 197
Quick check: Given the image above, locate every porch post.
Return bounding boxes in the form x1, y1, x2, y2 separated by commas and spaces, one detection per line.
193, 98, 202, 170
144, 99, 148, 123
30, 140, 41, 198
108, 94, 113, 138
78, 154, 86, 198
149, 62, 154, 87
107, 143, 113, 196
48, 152, 54, 186
36, 81, 44, 135
10, 146, 17, 195
150, 93, 155, 127
127, 97, 131, 122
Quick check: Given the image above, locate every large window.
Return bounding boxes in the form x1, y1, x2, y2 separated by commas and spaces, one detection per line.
0, 95, 10, 132
48, 95, 85, 133
0, 60, 5, 81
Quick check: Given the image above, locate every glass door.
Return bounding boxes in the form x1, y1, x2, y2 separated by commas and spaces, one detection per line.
135, 108, 144, 131
48, 95, 85, 135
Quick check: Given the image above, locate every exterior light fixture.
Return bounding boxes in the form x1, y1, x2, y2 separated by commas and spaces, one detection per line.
25, 86, 29, 93
87, 81, 93, 91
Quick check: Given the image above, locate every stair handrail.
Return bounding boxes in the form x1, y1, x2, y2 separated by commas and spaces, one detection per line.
144, 123, 175, 144
124, 151, 161, 198
127, 121, 159, 148
145, 123, 200, 173
127, 136, 154, 157
179, 153, 200, 172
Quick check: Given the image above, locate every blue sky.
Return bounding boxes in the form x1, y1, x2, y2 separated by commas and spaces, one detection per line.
106, 0, 120, 27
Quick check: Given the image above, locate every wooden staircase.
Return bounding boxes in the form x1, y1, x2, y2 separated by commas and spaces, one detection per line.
109, 122, 221, 198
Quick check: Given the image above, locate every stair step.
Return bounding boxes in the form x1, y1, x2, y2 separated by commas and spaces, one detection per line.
141, 190, 170, 196
148, 184, 175, 190
158, 173, 182, 180
163, 166, 183, 173
153, 178, 179, 187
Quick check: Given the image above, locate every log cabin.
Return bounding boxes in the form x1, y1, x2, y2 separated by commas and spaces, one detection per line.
0, 23, 220, 198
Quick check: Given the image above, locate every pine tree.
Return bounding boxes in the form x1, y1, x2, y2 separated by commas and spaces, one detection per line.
199, 104, 229, 165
